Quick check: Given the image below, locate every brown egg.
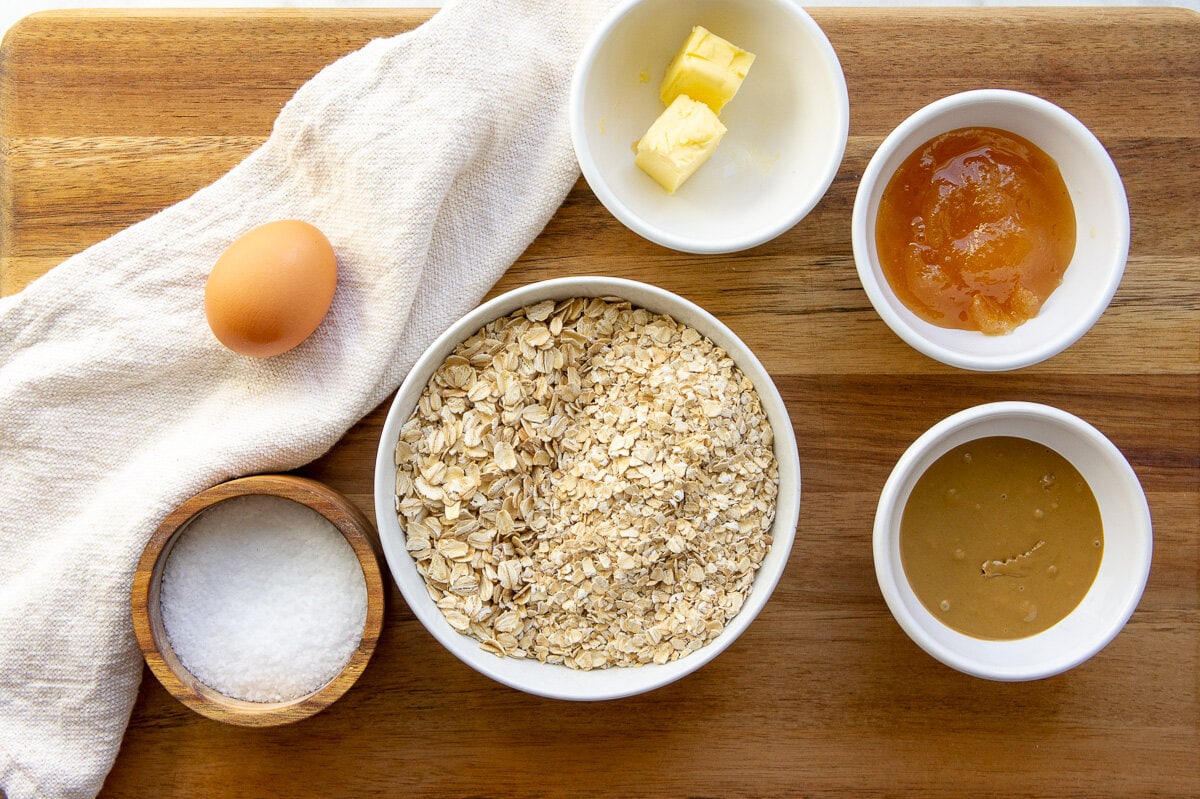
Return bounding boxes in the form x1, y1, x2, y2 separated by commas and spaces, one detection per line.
204, 220, 337, 357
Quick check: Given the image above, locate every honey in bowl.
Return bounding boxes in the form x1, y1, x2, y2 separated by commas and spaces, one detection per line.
900, 436, 1102, 640
875, 127, 1076, 335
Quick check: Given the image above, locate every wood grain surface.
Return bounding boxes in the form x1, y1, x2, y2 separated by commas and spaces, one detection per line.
2, 7, 1197, 798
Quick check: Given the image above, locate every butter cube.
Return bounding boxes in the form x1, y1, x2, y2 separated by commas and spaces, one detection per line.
659, 26, 756, 114
635, 94, 727, 194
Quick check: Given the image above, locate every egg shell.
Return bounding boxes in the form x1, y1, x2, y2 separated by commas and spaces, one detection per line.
205, 220, 337, 358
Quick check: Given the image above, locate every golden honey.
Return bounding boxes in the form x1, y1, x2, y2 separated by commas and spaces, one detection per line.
876, 127, 1076, 335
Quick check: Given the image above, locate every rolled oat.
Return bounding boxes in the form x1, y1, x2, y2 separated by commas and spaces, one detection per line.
394, 297, 778, 669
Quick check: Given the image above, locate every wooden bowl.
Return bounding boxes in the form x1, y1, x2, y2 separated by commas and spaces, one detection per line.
131, 474, 385, 727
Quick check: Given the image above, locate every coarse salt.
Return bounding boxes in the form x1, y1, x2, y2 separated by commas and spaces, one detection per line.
159, 494, 367, 703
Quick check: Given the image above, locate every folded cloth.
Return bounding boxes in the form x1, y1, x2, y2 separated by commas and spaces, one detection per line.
0, 0, 614, 795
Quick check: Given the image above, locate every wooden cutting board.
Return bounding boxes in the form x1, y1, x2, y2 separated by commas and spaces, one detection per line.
2, 7, 1197, 798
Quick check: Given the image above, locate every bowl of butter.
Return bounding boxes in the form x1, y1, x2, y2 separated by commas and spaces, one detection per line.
570, 0, 849, 254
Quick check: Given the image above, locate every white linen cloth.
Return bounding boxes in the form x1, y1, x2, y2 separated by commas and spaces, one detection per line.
0, 0, 614, 795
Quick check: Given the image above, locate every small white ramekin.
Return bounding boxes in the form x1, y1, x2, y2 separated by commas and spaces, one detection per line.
874, 402, 1152, 681
852, 90, 1130, 371
571, 0, 849, 254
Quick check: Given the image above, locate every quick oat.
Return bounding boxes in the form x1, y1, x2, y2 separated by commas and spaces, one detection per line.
393, 297, 779, 670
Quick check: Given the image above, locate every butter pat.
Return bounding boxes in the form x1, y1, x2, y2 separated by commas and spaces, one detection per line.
635, 95, 727, 194
660, 26, 756, 114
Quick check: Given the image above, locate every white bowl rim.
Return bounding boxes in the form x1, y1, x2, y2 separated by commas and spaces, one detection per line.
872, 401, 1153, 681
851, 88, 1131, 371
374, 276, 801, 700
569, 0, 850, 254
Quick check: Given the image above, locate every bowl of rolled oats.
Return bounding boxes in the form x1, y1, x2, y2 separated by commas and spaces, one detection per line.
373, 277, 800, 700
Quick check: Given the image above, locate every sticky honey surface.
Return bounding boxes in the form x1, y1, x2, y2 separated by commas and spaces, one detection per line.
875, 127, 1076, 335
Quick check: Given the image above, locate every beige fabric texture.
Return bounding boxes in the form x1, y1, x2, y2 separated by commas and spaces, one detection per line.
0, 0, 614, 795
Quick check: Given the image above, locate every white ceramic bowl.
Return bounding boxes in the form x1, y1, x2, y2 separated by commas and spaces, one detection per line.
874, 402, 1152, 681
852, 89, 1130, 371
570, 0, 849, 254
374, 277, 801, 700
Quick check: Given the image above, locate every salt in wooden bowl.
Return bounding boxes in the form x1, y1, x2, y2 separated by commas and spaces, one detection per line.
131, 474, 385, 727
